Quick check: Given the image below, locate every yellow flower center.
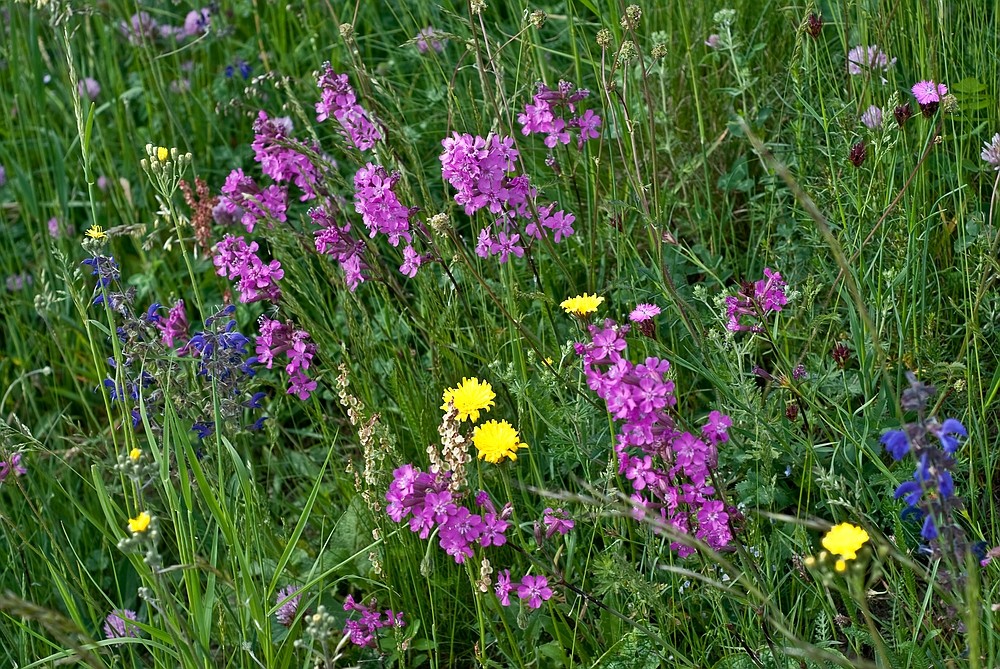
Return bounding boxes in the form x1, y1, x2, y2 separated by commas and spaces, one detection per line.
128, 511, 151, 534
560, 293, 604, 316
441, 377, 495, 423
472, 419, 527, 464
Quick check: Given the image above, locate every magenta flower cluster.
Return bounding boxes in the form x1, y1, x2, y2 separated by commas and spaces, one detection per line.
159, 299, 189, 349
213, 235, 284, 304
0, 452, 26, 484
343, 595, 405, 647
103, 609, 140, 639
385, 465, 511, 563
218, 168, 288, 233
316, 63, 383, 151
310, 205, 367, 292
574, 320, 733, 555
440, 133, 576, 262
251, 111, 323, 202
725, 268, 788, 333
274, 586, 301, 627
518, 81, 602, 150
495, 571, 553, 610
256, 317, 318, 401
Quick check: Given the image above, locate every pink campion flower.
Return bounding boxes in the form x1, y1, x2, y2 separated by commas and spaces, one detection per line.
912, 80, 947, 105
847, 45, 895, 76
726, 268, 788, 332
0, 453, 26, 483
518, 81, 600, 152
251, 111, 322, 201
705, 34, 720, 48
103, 609, 139, 639
542, 508, 575, 538
629, 303, 661, 322
315, 63, 383, 150
159, 299, 189, 348
399, 244, 422, 277
861, 105, 883, 129
275, 586, 301, 627
414, 26, 446, 53
353, 163, 413, 246
701, 410, 732, 445
575, 109, 602, 148
517, 575, 553, 609
495, 569, 514, 606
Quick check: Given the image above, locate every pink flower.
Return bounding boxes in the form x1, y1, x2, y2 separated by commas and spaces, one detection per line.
912, 80, 945, 105
516, 574, 553, 609
860, 105, 882, 129
628, 303, 661, 322
275, 586, 301, 627
495, 569, 513, 606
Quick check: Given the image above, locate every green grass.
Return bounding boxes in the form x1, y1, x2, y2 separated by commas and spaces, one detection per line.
2, 0, 1000, 666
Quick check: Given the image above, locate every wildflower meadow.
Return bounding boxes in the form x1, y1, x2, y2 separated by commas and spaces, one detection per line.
3, 0, 1000, 666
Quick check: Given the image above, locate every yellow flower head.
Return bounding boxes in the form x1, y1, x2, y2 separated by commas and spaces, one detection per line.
441, 377, 495, 423
156, 146, 169, 162
128, 511, 151, 534
129, 448, 142, 462
472, 419, 527, 463
560, 293, 604, 316
84, 224, 107, 240
821, 522, 869, 564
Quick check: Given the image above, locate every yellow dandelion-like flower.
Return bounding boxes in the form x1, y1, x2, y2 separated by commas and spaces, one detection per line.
85, 224, 107, 240
128, 511, 151, 534
472, 419, 527, 464
441, 377, 495, 423
156, 146, 169, 162
821, 522, 869, 569
560, 293, 604, 316
129, 448, 142, 462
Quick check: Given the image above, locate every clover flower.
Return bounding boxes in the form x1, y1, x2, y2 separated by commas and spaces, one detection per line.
472, 419, 527, 464
861, 105, 883, 129
981, 133, 1000, 170
103, 609, 140, 639
275, 586, 301, 627
440, 377, 495, 423
821, 522, 869, 572
847, 45, 895, 76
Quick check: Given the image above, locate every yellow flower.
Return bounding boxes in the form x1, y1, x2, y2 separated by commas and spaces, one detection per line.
156, 146, 169, 162
129, 448, 142, 462
560, 293, 604, 316
821, 522, 869, 567
472, 419, 527, 463
84, 224, 107, 240
128, 511, 151, 534
441, 377, 495, 423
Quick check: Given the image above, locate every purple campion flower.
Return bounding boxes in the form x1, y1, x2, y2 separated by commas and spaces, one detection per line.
516, 574, 553, 609
47, 217, 60, 238
518, 81, 601, 152
78, 77, 100, 102
847, 45, 895, 76
342, 595, 404, 648
981, 133, 1000, 170
354, 163, 414, 246
275, 586, 301, 627
415, 26, 445, 53
159, 299, 189, 348
629, 303, 660, 322
542, 508, 575, 538
861, 105, 882, 129
103, 609, 139, 639
399, 245, 423, 277
495, 569, 513, 606
725, 268, 788, 333
848, 141, 867, 167
315, 63, 383, 151
0, 453, 26, 483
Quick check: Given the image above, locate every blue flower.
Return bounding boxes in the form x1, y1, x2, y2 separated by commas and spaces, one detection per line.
937, 418, 966, 454
192, 422, 215, 440
880, 429, 909, 460
921, 515, 938, 541
938, 470, 954, 499
894, 480, 922, 506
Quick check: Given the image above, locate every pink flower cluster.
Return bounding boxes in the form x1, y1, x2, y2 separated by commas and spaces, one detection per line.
119, 8, 212, 45
256, 317, 318, 400
518, 81, 602, 150
213, 235, 284, 304
385, 466, 511, 564
353, 163, 415, 247
0, 452, 26, 484
316, 63, 382, 151
495, 571, 553, 609
159, 299, 189, 349
439, 132, 576, 262
343, 595, 405, 647
725, 268, 788, 333
310, 205, 367, 291
414, 26, 446, 54
218, 169, 288, 234
912, 80, 948, 116
251, 111, 323, 201
575, 320, 733, 555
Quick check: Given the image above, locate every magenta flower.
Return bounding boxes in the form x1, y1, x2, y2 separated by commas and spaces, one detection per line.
705, 34, 720, 48
0, 453, 27, 483
343, 595, 405, 647
516, 574, 553, 609
159, 299, 189, 348
912, 80, 947, 105
542, 508, 575, 537
495, 569, 514, 606
78, 77, 101, 102
315, 64, 382, 151
399, 245, 423, 277
103, 609, 139, 639
629, 303, 661, 322
415, 26, 445, 53
847, 45, 895, 76
275, 586, 301, 627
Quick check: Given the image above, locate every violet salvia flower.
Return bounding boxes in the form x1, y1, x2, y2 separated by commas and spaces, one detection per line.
342, 595, 405, 647
516, 575, 553, 609
275, 586, 301, 627
218, 168, 288, 233
315, 63, 382, 150
724, 268, 788, 333
574, 319, 733, 555
251, 111, 323, 201
882, 373, 970, 554
0, 452, 27, 484
981, 133, 1000, 170
103, 609, 140, 639
847, 45, 895, 76
542, 508, 574, 538
415, 26, 446, 53
861, 105, 883, 129
213, 235, 284, 304
186, 306, 257, 394
353, 163, 414, 246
